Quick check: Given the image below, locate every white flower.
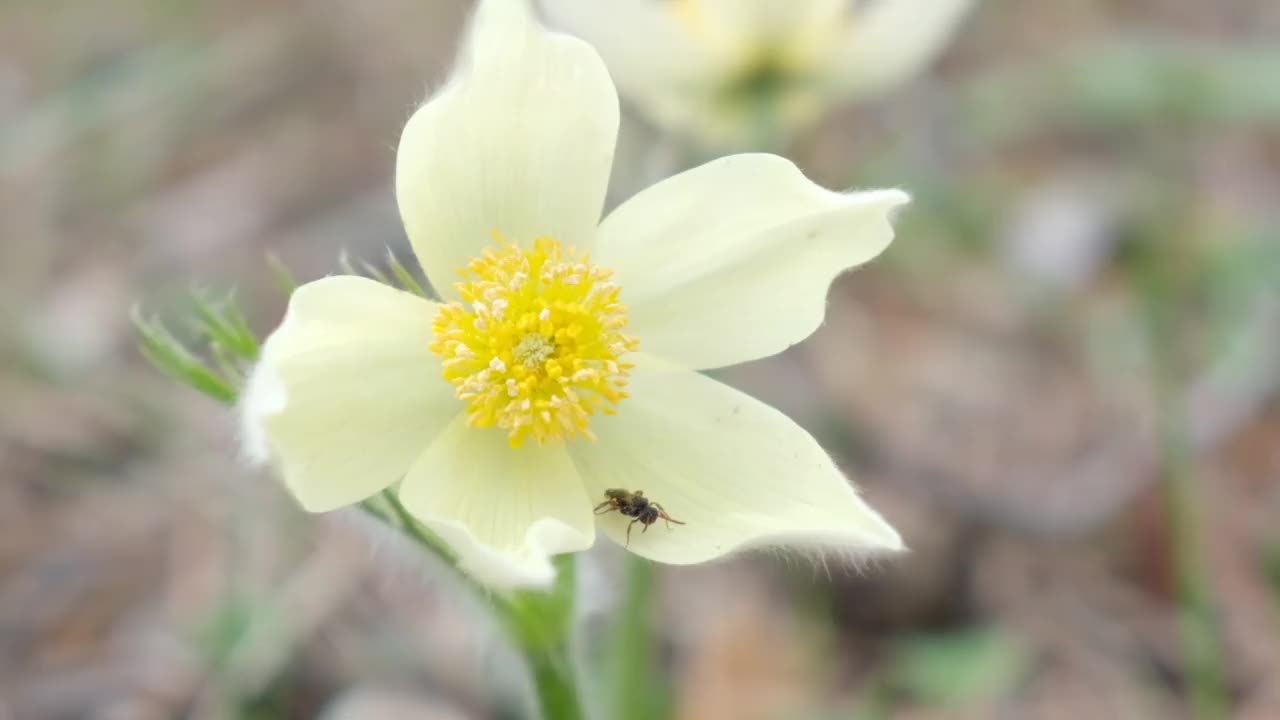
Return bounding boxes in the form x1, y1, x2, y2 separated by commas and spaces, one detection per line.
241, 0, 906, 589
541, 0, 976, 149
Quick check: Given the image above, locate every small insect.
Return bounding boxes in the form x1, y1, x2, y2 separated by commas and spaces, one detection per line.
594, 488, 685, 545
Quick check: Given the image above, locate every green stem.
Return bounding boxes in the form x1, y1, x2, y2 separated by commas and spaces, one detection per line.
528, 646, 586, 720
606, 556, 668, 720
505, 556, 584, 720
380, 488, 458, 565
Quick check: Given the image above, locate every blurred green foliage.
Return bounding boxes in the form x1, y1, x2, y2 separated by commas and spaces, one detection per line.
887, 626, 1026, 706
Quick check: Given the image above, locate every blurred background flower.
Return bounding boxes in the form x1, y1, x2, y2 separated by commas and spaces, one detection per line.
541, 0, 975, 152
3, 0, 1280, 719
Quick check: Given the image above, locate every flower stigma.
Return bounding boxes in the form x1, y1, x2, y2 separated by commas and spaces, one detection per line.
430, 234, 638, 448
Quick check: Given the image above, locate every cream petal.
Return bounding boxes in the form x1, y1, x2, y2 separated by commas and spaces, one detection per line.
396, 0, 618, 299
570, 356, 903, 563
398, 414, 596, 589
597, 154, 907, 369
241, 276, 460, 512
827, 0, 975, 98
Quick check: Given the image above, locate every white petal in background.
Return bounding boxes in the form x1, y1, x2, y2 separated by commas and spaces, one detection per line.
828, 0, 977, 99
570, 356, 903, 564
396, 0, 619, 298
241, 277, 459, 512
539, 0, 717, 109
399, 414, 597, 589
596, 154, 907, 370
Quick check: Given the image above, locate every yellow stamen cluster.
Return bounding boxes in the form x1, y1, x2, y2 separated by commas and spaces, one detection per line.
430, 235, 638, 448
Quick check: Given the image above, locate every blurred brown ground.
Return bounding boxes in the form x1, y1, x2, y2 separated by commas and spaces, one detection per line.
2, 0, 1279, 719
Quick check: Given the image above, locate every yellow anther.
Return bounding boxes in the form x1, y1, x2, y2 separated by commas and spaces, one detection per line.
430, 235, 638, 448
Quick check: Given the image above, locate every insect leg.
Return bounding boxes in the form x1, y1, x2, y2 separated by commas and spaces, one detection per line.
653, 503, 686, 528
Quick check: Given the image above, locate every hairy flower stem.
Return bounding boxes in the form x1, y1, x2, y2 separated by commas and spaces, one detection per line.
504, 556, 585, 720
528, 647, 586, 720
379, 488, 459, 566
607, 555, 668, 720
376, 492, 585, 719
368, 494, 586, 720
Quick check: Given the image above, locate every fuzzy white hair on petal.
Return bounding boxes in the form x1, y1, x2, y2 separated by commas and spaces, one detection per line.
238, 362, 286, 465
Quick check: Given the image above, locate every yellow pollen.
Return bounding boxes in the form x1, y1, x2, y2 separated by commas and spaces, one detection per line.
429, 235, 639, 448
